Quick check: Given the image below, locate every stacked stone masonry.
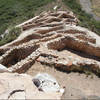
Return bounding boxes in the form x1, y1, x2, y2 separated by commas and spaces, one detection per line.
0, 11, 100, 75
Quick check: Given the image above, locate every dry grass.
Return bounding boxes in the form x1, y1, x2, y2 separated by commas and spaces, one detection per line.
91, 0, 100, 17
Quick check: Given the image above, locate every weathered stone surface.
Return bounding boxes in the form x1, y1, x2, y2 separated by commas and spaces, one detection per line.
1, 10, 100, 99
0, 11, 100, 75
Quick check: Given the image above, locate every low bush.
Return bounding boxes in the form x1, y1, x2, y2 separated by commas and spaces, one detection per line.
62, 0, 100, 35
0, 27, 21, 46
0, 0, 54, 35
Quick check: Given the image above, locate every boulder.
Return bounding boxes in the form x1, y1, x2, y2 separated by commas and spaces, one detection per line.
33, 73, 64, 93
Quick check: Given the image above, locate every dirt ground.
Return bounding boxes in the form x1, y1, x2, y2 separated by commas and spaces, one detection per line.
26, 61, 100, 97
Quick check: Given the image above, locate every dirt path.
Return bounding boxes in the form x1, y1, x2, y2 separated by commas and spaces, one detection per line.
26, 62, 100, 98
80, 0, 100, 21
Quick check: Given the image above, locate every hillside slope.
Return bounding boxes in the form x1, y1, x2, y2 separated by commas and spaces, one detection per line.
0, 0, 100, 46
0, 0, 54, 35
0, 11, 100, 99
91, 0, 100, 17
79, 0, 100, 21
0, 11, 100, 76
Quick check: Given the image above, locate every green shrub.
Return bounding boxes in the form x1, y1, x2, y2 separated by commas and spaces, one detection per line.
0, 0, 55, 35
0, 27, 21, 46
62, 0, 100, 35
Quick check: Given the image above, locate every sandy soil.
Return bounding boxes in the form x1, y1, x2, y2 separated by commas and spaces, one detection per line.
26, 61, 100, 97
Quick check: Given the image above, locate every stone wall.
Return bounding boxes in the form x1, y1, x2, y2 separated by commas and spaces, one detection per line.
0, 11, 100, 76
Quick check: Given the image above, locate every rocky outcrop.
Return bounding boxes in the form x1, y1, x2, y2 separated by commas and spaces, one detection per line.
0, 11, 100, 76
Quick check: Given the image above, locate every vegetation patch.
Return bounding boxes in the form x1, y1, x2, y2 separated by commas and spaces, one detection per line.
62, 0, 100, 35
0, 0, 54, 35
0, 27, 21, 46
91, 0, 100, 17
0, 0, 55, 46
